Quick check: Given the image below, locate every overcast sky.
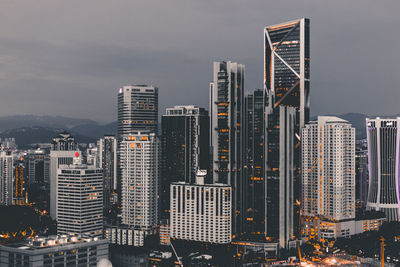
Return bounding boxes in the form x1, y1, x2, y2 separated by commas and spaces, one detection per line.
0, 0, 399, 123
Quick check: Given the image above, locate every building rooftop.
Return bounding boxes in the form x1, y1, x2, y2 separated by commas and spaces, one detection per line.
307, 116, 350, 125
2, 234, 107, 251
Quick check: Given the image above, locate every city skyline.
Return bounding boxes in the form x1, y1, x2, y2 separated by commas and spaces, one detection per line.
1, 3, 400, 265
1, 1, 400, 122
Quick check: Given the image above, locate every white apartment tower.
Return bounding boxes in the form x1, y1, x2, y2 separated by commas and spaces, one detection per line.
170, 170, 232, 244
57, 154, 103, 237
0, 150, 14, 205
302, 116, 355, 221
50, 150, 79, 219
120, 133, 159, 229
49, 132, 78, 219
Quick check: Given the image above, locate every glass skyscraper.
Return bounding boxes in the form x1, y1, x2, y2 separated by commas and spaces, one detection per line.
98, 135, 118, 212
264, 18, 310, 127
264, 18, 310, 248
161, 105, 209, 219
210, 61, 245, 234
244, 89, 266, 237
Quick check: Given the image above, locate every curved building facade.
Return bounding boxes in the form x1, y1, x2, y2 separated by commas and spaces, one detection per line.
366, 118, 400, 221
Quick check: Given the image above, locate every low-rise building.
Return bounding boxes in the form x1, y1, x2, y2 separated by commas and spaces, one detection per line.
159, 220, 170, 246
302, 212, 386, 242
170, 170, 232, 244
0, 235, 108, 267
109, 245, 148, 267
105, 226, 157, 247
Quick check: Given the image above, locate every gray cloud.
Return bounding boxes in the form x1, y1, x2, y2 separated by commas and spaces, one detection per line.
0, 0, 399, 122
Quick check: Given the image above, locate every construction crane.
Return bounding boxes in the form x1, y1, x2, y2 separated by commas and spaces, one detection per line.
297, 240, 304, 262
170, 240, 183, 267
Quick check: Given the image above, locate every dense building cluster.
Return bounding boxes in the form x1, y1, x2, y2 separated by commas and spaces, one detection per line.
0, 17, 397, 266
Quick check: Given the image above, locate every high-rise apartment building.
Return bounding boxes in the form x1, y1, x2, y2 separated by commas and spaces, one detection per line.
264, 18, 310, 247
117, 85, 158, 138
120, 133, 159, 229
57, 154, 103, 237
302, 116, 355, 221
0, 150, 14, 205
366, 118, 400, 221
49, 132, 79, 219
170, 171, 232, 244
98, 135, 118, 211
210, 61, 245, 234
161, 105, 209, 219
244, 89, 266, 236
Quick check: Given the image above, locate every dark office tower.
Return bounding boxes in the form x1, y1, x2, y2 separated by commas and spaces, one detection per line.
27, 148, 50, 185
161, 105, 209, 219
117, 85, 158, 138
355, 139, 369, 210
264, 18, 310, 248
244, 90, 266, 237
26, 148, 50, 210
13, 159, 26, 205
98, 135, 118, 212
265, 106, 296, 248
210, 61, 245, 235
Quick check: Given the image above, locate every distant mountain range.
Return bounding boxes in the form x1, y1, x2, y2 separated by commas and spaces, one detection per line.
0, 126, 97, 149
0, 115, 116, 149
312, 113, 400, 140
311, 113, 368, 140
0, 113, 396, 149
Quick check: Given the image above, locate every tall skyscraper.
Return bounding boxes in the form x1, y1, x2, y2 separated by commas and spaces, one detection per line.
366, 118, 400, 222
49, 132, 79, 219
302, 116, 355, 221
120, 133, 159, 229
0, 150, 14, 205
170, 170, 232, 244
98, 135, 118, 211
356, 139, 369, 210
117, 85, 158, 139
161, 105, 210, 219
265, 106, 296, 247
264, 18, 310, 247
57, 154, 103, 237
264, 18, 310, 128
244, 89, 266, 236
210, 61, 245, 234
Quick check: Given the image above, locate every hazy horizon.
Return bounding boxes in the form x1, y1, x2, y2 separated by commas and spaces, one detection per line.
1, 0, 399, 123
